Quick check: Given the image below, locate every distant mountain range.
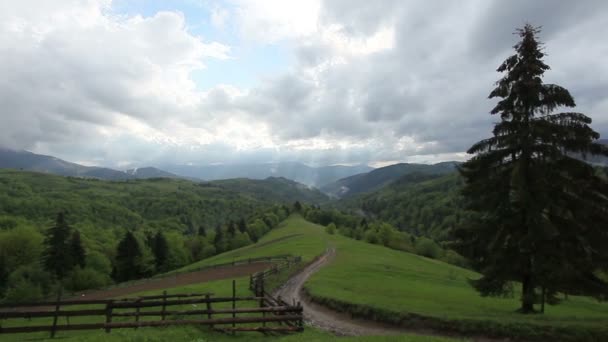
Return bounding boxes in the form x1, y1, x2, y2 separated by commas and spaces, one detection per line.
0, 148, 180, 181
159, 162, 373, 188
321, 161, 459, 198
0, 148, 372, 187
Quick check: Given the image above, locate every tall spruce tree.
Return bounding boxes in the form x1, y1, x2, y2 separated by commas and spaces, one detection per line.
455, 25, 608, 313
114, 231, 143, 282
238, 218, 247, 234
152, 232, 169, 271
42, 212, 73, 279
69, 230, 86, 269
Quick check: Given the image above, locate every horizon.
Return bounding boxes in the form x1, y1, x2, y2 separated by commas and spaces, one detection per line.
1, 1, 607, 169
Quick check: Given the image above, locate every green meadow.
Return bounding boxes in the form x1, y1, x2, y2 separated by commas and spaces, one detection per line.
2, 215, 607, 341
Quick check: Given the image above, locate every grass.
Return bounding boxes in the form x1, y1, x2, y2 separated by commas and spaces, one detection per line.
3, 214, 607, 341
0, 277, 462, 342
172, 215, 608, 340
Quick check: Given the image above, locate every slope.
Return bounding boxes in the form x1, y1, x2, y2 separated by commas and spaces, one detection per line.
177, 215, 608, 341
321, 162, 457, 198
0, 148, 182, 181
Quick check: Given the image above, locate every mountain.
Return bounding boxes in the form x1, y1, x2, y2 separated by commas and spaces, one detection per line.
0, 148, 181, 181
210, 176, 329, 204
321, 161, 458, 198
125, 167, 181, 179
161, 162, 373, 188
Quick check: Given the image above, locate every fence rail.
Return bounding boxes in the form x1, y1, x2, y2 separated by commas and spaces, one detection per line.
0, 255, 304, 337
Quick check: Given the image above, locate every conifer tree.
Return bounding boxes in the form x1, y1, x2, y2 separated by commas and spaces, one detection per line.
227, 221, 236, 237
198, 225, 207, 237
213, 225, 224, 252
152, 232, 169, 271
114, 231, 142, 282
238, 218, 247, 234
69, 230, 86, 269
455, 25, 608, 313
42, 212, 73, 279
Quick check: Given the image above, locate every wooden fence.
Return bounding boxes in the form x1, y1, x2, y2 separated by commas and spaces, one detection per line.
0, 256, 304, 337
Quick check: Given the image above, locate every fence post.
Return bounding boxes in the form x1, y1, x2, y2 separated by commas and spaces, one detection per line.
205, 294, 213, 329
105, 301, 113, 333
135, 298, 141, 328
161, 290, 167, 321
232, 280, 236, 334
50, 287, 62, 338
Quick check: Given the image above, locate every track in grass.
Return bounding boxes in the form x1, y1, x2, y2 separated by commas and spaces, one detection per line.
78, 262, 273, 300
274, 248, 502, 342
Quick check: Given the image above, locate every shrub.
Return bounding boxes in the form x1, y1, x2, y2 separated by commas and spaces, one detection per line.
326, 223, 336, 235
65, 267, 111, 291
415, 237, 442, 259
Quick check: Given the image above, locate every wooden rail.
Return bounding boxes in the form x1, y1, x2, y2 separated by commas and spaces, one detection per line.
0, 256, 304, 337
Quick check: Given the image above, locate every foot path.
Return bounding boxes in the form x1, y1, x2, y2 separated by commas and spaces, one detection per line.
274, 248, 505, 341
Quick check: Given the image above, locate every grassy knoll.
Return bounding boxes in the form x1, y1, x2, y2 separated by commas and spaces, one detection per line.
3, 215, 606, 341
0, 276, 462, 342
176, 215, 608, 340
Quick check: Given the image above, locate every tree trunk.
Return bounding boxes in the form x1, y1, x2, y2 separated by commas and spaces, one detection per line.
520, 274, 535, 313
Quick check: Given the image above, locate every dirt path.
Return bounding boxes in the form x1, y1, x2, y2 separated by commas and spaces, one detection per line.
73, 262, 273, 300
273, 248, 505, 341
2, 262, 272, 312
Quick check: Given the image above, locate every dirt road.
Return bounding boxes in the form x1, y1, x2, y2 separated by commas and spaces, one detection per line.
274, 248, 410, 336
273, 248, 504, 341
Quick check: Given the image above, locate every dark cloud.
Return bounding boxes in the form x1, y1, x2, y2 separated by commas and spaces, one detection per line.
0, 0, 606, 167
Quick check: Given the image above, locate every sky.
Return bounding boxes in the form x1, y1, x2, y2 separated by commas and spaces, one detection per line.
0, 0, 607, 168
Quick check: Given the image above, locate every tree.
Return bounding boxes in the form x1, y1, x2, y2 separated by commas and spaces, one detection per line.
326, 223, 336, 235
227, 221, 236, 237
198, 225, 207, 237
293, 201, 302, 212
152, 232, 169, 271
455, 25, 608, 313
238, 218, 248, 234
42, 212, 73, 279
114, 231, 143, 282
213, 225, 224, 252
69, 230, 86, 269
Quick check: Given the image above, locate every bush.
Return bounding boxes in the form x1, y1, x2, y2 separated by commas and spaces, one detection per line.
415, 237, 442, 259
326, 223, 336, 235
65, 267, 111, 291
3, 279, 43, 303
441, 249, 469, 268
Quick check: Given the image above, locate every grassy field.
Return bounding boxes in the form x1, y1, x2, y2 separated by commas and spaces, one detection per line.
175, 215, 608, 340
3, 214, 607, 341
0, 277, 462, 342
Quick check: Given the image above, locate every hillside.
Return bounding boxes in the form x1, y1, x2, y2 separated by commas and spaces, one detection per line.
176, 215, 608, 341
0, 148, 182, 181
211, 177, 329, 204
339, 173, 466, 241
322, 162, 457, 198
0, 170, 326, 233
162, 162, 373, 188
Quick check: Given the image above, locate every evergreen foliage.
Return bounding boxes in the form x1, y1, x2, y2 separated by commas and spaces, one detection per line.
113, 231, 143, 282
69, 230, 86, 269
152, 232, 169, 271
455, 25, 608, 313
42, 212, 73, 279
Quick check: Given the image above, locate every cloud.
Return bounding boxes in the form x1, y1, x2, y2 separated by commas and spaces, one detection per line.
0, 0, 606, 168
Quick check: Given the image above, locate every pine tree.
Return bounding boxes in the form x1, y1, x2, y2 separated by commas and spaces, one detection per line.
237, 218, 247, 234
213, 225, 224, 253
293, 201, 302, 212
42, 212, 73, 279
455, 25, 608, 313
152, 232, 169, 271
198, 225, 207, 237
69, 230, 86, 268
114, 231, 142, 282
227, 221, 236, 237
